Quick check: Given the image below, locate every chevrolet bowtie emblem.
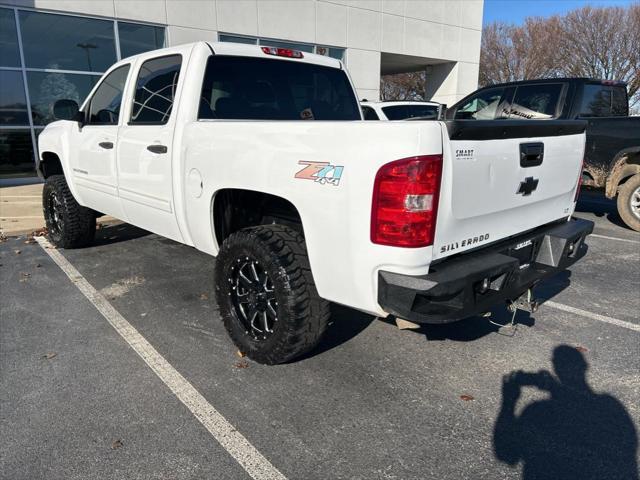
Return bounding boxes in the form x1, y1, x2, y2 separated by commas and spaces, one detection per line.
517, 176, 539, 196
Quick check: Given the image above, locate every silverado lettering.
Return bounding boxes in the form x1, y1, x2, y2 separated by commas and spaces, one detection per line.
440, 234, 490, 253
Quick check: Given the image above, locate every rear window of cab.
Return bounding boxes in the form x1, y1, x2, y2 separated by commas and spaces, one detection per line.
198, 56, 361, 121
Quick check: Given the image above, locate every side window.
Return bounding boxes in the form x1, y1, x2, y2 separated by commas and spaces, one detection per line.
362, 106, 379, 120
454, 87, 506, 120
87, 64, 130, 125
130, 55, 181, 125
579, 84, 612, 117
508, 84, 563, 119
611, 86, 628, 116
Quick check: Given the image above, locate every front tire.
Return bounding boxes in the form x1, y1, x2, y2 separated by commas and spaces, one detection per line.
214, 225, 330, 364
42, 175, 96, 248
617, 173, 640, 232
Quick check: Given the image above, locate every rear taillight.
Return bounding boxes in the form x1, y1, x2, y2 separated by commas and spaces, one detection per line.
261, 46, 304, 58
574, 157, 585, 202
371, 155, 443, 248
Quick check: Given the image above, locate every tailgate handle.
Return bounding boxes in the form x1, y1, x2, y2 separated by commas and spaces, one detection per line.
520, 143, 544, 167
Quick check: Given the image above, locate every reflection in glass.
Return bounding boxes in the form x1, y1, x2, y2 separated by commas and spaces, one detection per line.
328, 48, 345, 60
0, 129, 34, 176
27, 71, 97, 125
118, 22, 165, 58
260, 39, 314, 53
0, 8, 20, 67
316, 46, 345, 61
19, 10, 116, 72
131, 55, 181, 124
219, 34, 258, 45
0, 70, 29, 125
87, 64, 130, 124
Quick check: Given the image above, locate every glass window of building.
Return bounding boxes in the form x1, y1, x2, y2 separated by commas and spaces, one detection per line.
218, 34, 345, 60
0, 7, 166, 177
19, 10, 117, 72
0, 130, 34, 176
0, 8, 20, 67
0, 70, 29, 125
260, 39, 314, 53
118, 22, 165, 58
316, 46, 345, 60
218, 34, 257, 45
27, 71, 97, 125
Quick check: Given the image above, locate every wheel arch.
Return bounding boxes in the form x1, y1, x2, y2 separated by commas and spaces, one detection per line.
605, 148, 640, 198
210, 188, 305, 251
39, 151, 64, 179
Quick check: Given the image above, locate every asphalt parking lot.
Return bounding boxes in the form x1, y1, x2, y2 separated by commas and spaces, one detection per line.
1, 192, 639, 480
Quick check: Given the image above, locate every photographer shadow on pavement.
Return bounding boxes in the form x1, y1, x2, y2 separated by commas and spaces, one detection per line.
493, 345, 639, 480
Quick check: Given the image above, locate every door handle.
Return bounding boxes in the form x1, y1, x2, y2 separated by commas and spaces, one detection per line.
519, 142, 544, 167
147, 144, 168, 154
98, 141, 114, 149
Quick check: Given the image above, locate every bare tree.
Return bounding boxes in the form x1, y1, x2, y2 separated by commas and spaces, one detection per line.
379, 71, 427, 101
479, 17, 563, 86
479, 3, 640, 110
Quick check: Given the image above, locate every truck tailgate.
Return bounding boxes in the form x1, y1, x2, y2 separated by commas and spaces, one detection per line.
433, 120, 586, 260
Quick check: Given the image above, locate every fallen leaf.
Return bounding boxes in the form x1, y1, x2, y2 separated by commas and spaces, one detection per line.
30, 228, 48, 237
42, 352, 57, 360
236, 350, 246, 358
460, 394, 475, 401
234, 361, 249, 369
111, 439, 123, 450
575, 345, 588, 353
199, 293, 209, 300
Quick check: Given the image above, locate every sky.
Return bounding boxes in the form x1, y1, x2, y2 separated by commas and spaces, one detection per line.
482, 0, 637, 25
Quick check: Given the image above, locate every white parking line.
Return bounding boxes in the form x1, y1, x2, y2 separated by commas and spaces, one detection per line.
545, 301, 640, 333
35, 236, 286, 480
590, 233, 640, 244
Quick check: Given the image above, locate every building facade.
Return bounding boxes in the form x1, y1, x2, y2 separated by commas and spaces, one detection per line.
0, 0, 483, 176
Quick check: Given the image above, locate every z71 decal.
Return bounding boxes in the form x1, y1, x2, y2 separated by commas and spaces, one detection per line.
295, 161, 344, 186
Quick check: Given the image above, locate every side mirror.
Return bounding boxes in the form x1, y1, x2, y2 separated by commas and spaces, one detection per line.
53, 99, 80, 121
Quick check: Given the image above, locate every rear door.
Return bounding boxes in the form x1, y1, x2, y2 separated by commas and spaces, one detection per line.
116, 53, 185, 241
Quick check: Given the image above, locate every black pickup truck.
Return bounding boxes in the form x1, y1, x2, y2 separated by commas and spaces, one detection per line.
446, 78, 640, 231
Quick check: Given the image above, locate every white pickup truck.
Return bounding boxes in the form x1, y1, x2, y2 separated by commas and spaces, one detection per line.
38, 42, 593, 364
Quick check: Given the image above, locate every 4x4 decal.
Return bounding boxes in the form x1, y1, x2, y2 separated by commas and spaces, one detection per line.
295, 161, 344, 186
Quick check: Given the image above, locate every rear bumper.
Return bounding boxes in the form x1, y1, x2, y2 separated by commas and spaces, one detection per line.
378, 218, 594, 324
